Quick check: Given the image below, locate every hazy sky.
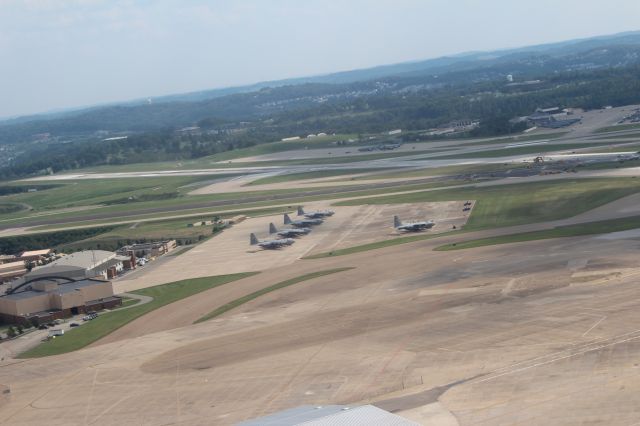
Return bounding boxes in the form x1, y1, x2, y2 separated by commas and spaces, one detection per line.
2, 0, 639, 118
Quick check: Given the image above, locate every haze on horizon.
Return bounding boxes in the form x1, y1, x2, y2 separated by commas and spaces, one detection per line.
2, 0, 639, 118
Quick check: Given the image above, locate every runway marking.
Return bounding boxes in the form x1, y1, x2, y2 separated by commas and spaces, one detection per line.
582, 315, 606, 337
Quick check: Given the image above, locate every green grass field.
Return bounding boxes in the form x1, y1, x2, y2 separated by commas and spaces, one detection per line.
0, 202, 27, 214
429, 142, 613, 160
578, 160, 640, 171
587, 143, 640, 154
18, 272, 257, 358
194, 268, 353, 323
0, 181, 338, 227
308, 179, 640, 259
246, 168, 391, 186
595, 123, 640, 133
0, 175, 224, 212
9, 206, 292, 252
2, 177, 474, 230
270, 150, 435, 165
457, 132, 569, 147
348, 163, 524, 181
591, 132, 640, 141
205, 134, 358, 162
335, 178, 640, 231
434, 215, 640, 251
56, 207, 294, 251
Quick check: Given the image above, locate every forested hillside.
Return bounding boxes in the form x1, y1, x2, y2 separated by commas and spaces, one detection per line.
3, 32, 640, 178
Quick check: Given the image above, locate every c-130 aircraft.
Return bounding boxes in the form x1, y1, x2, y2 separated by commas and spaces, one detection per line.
393, 215, 435, 232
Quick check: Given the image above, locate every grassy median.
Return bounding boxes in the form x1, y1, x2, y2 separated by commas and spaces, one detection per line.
435, 216, 640, 251
18, 272, 257, 358
429, 142, 609, 160
194, 268, 353, 323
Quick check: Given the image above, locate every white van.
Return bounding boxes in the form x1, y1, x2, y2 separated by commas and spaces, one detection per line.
48, 329, 64, 337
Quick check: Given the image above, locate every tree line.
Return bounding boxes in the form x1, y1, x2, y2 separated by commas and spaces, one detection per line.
3, 63, 640, 179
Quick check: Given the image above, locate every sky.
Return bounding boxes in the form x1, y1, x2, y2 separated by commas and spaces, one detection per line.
1, 0, 639, 118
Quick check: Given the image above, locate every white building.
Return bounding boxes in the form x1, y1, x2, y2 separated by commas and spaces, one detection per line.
24, 250, 131, 281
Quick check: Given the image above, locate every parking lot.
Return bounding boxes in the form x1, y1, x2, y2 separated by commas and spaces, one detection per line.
0, 314, 91, 360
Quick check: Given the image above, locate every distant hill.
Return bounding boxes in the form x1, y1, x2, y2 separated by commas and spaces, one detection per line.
145, 31, 640, 102
1, 30, 640, 148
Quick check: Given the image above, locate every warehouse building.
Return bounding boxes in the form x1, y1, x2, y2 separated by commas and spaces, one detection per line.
25, 250, 132, 281
0, 255, 17, 264
0, 277, 120, 325
117, 240, 176, 259
0, 261, 28, 283
17, 249, 53, 263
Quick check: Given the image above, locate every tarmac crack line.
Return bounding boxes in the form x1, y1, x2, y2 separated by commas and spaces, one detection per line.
471, 329, 640, 385
175, 359, 181, 423
582, 315, 607, 337
83, 368, 99, 425
470, 316, 640, 380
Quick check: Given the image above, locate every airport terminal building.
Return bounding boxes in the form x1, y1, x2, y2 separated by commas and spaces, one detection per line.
0, 278, 120, 325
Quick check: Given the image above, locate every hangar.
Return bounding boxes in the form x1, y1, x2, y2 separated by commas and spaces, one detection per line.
0, 277, 120, 325
25, 250, 133, 281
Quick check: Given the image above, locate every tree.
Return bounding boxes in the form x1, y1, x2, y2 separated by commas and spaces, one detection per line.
6, 326, 16, 338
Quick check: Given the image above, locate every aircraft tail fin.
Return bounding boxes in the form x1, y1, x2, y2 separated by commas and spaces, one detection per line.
250, 233, 259, 245
297, 206, 305, 216
284, 213, 292, 225
393, 215, 401, 228
269, 223, 278, 234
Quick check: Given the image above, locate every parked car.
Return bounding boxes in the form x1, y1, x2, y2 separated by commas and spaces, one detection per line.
69, 323, 80, 327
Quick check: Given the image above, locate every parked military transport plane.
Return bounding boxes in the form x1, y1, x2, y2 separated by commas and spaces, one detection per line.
297, 206, 335, 218
393, 215, 435, 232
269, 223, 311, 238
284, 213, 323, 227
250, 233, 295, 249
